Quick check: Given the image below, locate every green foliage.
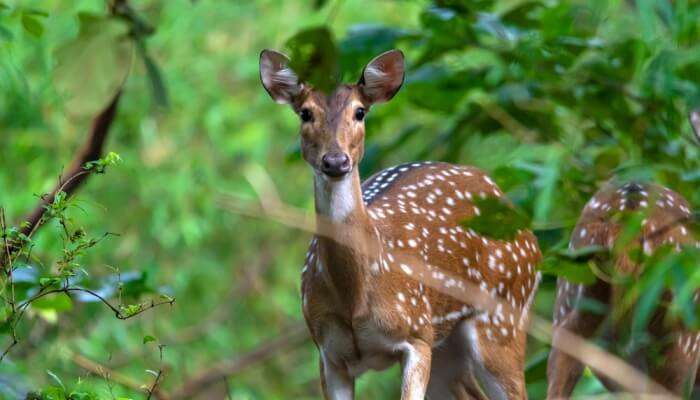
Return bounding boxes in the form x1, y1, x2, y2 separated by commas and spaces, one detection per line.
1, 152, 172, 395
461, 196, 530, 240
20, 10, 46, 38
54, 13, 133, 116
83, 151, 122, 173
285, 26, 338, 94
25, 370, 101, 400
539, 249, 600, 285
2, 0, 700, 398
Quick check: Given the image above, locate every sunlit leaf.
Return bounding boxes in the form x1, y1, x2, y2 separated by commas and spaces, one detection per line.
539, 255, 597, 285
46, 370, 65, 391
32, 293, 73, 313
54, 13, 133, 116
20, 13, 43, 38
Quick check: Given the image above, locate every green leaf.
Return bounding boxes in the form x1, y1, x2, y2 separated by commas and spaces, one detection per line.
83, 151, 122, 173
54, 13, 133, 116
143, 334, 157, 344
611, 209, 647, 253
39, 277, 62, 288
0, 24, 12, 41
40, 386, 66, 400
120, 304, 142, 317
21, 13, 44, 38
539, 255, 597, 285
461, 196, 531, 240
630, 253, 673, 335
46, 370, 65, 391
138, 43, 169, 108
33, 293, 73, 313
285, 26, 338, 93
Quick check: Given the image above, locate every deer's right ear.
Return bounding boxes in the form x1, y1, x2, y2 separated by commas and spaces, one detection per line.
260, 49, 303, 104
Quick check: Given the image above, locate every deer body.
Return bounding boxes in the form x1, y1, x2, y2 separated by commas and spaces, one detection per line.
302, 161, 541, 400
548, 182, 700, 398
261, 49, 541, 399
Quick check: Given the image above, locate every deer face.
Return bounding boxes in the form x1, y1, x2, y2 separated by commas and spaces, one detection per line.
260, 50, 404, 180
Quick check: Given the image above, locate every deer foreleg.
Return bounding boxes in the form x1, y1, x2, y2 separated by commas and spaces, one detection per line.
399, 339, 432, 400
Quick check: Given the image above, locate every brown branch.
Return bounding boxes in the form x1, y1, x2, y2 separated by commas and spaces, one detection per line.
20, 92, 122, 239
169, 323, 309, 400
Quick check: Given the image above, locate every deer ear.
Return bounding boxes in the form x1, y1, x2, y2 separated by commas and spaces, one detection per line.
358, 50, 405, 104
260, 49, 303, 104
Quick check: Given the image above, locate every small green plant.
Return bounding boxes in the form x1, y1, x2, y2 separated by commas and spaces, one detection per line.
0, 153, 174, 362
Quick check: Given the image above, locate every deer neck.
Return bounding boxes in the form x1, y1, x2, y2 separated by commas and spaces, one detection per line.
313, 169, 377, 317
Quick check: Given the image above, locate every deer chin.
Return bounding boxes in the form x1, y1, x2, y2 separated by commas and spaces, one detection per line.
313, 170, 356, 222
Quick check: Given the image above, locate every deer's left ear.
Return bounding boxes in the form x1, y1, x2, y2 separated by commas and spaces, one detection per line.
358, 50, 405, 104
260, 49, 303, 104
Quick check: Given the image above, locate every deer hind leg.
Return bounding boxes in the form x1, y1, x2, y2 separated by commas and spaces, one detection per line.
473, 324, 528, 400
319, 351, 355, 400
547, 279, 608, 399
428, 320, 483, 400
428, 318, 526, 400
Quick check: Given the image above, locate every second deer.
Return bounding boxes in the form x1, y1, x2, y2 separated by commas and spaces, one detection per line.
260, 49, 541, 399
548, 181, 700, 397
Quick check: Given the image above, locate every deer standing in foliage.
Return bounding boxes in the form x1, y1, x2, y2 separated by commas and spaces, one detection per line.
548, 182, 700, 397
260, 49, 541, 399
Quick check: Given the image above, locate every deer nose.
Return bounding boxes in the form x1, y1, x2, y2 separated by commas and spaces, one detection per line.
321, 152, 351, 178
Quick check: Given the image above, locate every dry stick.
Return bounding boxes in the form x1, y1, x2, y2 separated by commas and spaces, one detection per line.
213, 183, 676, 398
169, 323, 308, 400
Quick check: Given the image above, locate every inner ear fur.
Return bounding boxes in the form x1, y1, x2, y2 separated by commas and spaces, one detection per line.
358, 49, 405, 104
259, 49, 303, 104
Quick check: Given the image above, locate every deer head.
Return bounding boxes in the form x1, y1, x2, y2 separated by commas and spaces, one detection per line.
259, 49, 404, 180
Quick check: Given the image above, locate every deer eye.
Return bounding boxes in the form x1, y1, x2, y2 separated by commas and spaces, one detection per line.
300, 108, 313, 123
354, 107, 366, 121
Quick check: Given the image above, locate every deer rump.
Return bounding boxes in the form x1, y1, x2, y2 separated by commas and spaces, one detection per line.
549, 181, 700, 397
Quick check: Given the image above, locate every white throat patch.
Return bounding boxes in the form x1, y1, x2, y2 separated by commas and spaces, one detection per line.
314, 173, 356, 222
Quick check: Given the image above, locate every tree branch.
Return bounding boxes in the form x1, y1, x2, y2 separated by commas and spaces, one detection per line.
169, 323, 309, 400
20, 92, 122, 238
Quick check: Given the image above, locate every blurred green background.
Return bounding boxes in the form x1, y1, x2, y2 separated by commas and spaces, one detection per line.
1, 0, 699, 398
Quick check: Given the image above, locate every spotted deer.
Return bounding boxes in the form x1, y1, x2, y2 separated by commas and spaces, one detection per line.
260, 49, 541, 400
548, 182, 700, 398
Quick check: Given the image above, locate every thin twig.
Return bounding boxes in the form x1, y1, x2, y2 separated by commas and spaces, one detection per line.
0, 286, 174, 362
146, 345, 166, 400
